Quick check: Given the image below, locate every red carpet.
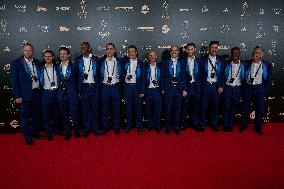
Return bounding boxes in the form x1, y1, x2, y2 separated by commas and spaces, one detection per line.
0, 123, 283, 189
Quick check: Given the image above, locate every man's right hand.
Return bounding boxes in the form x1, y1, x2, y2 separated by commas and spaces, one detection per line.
15, 98, 23, 104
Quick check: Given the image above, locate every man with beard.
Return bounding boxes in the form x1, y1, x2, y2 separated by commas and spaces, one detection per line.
40, 50, 60, 141
181, 43, 201, 132
10, 43, 45, 145
199, 41, 225, 132
161, 45, 187, 135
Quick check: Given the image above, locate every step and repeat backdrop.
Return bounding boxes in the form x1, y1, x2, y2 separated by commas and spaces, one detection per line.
0, 0, 283, 132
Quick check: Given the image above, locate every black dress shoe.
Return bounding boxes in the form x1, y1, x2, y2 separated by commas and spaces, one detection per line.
224, 126, 233, 132
126, 128, 131, 134
165, 129, 171, 135
25, 138, 33, 145
74, 131, 81, 138
93, 131, 100, 136
47, 135, 53, 141
156, 128, 162, 133
174, 129, 180, 135
32, 134, 46, 140
83, 133, 89, 138
239, 126, 247, 133
137, 128, 143, 135
198, 125, 205, 132
114, 129, 120, 135
64, 133, 71, 140
212, 126, 220, 132
101, 130, 108, 135
255, 128, 263, 135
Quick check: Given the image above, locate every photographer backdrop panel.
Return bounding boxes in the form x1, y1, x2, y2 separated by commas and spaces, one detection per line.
0, 0, 283, 132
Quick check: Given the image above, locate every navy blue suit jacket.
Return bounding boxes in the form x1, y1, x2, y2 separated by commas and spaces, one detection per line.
244, 59, 272, 96
145, 62, 162, 92
161, 58, 186, 93
55, 61, 78, 97
182, 57, 201, 95
10, 56, 41, 101
122, 58, 145, 94
75, 54, 100, 94
200, 55, 225, 89
98, 56, 124, 85
224, 60, 246, 85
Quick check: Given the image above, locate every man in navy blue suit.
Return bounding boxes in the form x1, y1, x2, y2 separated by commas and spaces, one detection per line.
123, 45, 145, 135
240, 46, 272, 135
161, 45, 187, 135
99, 43, 123, 135
55, 47, 79, 139
10, 43, 45, 145
181, 43, 201, 131
145, 50, 162, 133
199, 41, 225, 132
223, 47, 245, 132
75, 42, 100, 138
39, 50, 61, 141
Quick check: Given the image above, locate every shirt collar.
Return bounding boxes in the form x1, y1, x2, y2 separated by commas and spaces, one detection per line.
209, 55, 216, 60
83, 54, 92, 59
188, 56, 195, 61
24, 57, 33, 63
171, 57, 178, 62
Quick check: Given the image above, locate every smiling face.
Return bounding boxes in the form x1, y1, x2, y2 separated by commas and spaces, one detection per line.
170, 46, 179, 58
209, 44, 219, 57
22, 45, 33, 60
186, 45, 196, 58
128, 47, 137, 60
43, 52, 54, 65
252, 48, 264, 63
106, 44, 116, 58
81, 43, 90, 57
148, 51, 157, 64
231, 48, 240, 63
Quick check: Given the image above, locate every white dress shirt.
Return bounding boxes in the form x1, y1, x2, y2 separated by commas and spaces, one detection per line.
171, 57, 177, 77
248, 61, 263, 85
187, 56, 195, 83
148, 63, 158, 88
61, 61, 68, 77
43, 65, 58, 90
125, 59, 137, 84
226, 61, 241, 86
207, 55, 217, 83
83, 54, 95, 84
103, 57, 119, 85
25, 58, 39, 89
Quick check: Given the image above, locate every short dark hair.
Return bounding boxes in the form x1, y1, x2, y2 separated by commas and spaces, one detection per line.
42, 49, 56, 64
22, 42, 34, 50
59, 46, 70, 55
128, 45, 137, 52
253, 45, 263, 52
81, 41, 90, 48
209, 41, 220, 47
231, 47, 240, 54
106, 43, 115, 49
185, 43, 196, 49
